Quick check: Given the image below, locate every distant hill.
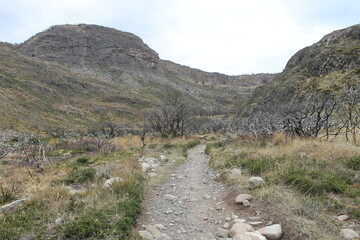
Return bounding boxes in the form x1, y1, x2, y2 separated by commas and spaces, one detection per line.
0, 24, 270, 132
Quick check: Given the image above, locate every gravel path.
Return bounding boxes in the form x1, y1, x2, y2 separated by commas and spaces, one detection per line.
139, 144, 234, 239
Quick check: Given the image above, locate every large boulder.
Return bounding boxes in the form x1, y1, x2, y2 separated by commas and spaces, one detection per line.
138, 230, 153, 240
249, 177, 265, 189
229, 223, 254, 237
217, 228, 229, 238
258, 224, 282, 240
233, 232, 266, 240
340, 229, 359, 239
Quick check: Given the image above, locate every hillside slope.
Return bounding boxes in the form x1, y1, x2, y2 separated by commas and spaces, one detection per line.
243, 24, 360, 114
0, 24, 269, 132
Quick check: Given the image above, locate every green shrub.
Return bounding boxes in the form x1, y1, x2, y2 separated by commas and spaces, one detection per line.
76, 156, 91, 165
221, 152, 247, 169
346, 156, 360, 170
283, 167, 349, 195
62, 210, 112, 239
240, 157, 278, 175
0, 182, 21, 205
163, 143, 175, 149
63, 185, 143, 239
347, 207, 360, 220
64, 168, 96, 185
148, 144, 158, 149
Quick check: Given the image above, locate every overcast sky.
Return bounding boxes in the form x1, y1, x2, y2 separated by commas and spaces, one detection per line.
0, 0, 359, 75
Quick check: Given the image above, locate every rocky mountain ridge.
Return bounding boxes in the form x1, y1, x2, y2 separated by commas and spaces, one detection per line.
0, 24, 270, 131
243, 24, 360, 114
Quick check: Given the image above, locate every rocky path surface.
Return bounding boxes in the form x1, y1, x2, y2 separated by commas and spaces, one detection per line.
139, 144, 233, 239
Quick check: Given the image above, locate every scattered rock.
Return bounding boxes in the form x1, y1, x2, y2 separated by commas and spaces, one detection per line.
103, 177, 123, 188
248, 221, 263, 226
217, 228, 229, 238
230, 219, 247, 228
242, 200, 251, 207
229, 223, 255, 237
203, 194, 211, 199
145, 158, 158, 163
145, 225, 163, 239
155, 223, 166, 230
258, 224, 282, 240
235, 194, 252, 204
231, 214, 239, 220
223, 222, 230, 229
142, 163, 151, 172
138, 230, 153, 240
55, 217, 63, 225
0, 198, 29, 212
340, 229, 359, 239
230, 168, 242, 176
337, 214, 349, 221
233, 232, 266, 240
165, 208, 174, 214
148, 173, 157, 178
164, 194, 178, 201
249, 177, 265, 189
68, 189, 87, 195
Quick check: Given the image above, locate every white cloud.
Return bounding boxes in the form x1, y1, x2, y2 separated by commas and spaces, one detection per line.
0, 0, 358, 74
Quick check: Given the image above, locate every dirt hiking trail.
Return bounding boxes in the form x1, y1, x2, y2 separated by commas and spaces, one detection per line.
138, 144, 235, 239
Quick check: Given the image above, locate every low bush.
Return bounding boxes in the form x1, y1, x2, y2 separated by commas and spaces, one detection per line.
283, 167, 349, 195
346, 156, 360, 170
75, 156, 91, 165
63, 168, 96, 185
240, 157, 279, 175
163, 143, 175, 149
0, 182, 21, 204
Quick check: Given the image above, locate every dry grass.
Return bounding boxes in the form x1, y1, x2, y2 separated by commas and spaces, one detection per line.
0, 134, 200, 239
0, 138, 145, 239
207, 135, 360, 239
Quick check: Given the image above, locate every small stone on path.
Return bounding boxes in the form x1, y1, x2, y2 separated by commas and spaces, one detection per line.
138, 230, 153, 240
235, 194, 252, 204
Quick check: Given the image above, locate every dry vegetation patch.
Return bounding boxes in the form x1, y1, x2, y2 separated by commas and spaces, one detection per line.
207, 135, 360, 239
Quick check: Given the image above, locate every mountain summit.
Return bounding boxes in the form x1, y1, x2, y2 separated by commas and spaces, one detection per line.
18, 24, 160, 71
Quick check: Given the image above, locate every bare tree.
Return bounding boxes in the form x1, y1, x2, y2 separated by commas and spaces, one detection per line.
146, 95, 193, 138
